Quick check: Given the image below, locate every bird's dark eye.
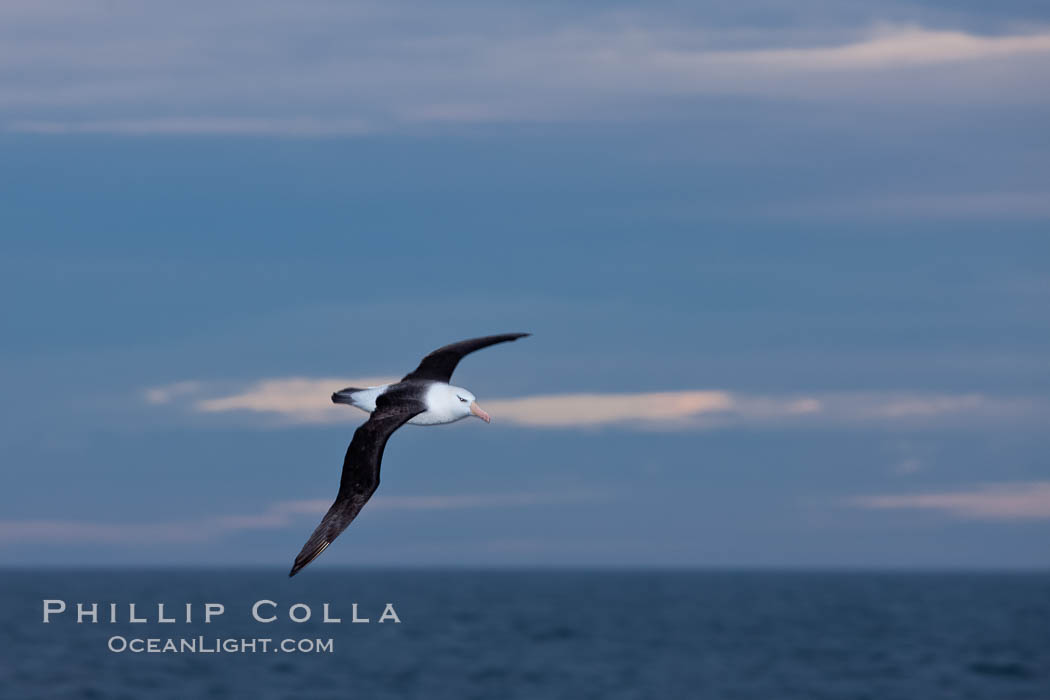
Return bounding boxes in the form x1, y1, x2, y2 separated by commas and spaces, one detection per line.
458, 396, 468, 403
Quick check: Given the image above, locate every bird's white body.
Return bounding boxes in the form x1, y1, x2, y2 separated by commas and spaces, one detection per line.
344, 383, 480, 425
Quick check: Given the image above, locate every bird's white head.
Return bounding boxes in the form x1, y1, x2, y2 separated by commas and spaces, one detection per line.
430, 384, 491, 423
452, 385, 490, 423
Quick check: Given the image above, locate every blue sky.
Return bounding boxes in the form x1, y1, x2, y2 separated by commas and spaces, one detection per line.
1, 1, 1048, 568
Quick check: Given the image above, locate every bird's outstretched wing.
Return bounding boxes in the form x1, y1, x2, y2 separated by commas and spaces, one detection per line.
401, 333, 530, 383
288, 396, 425, 577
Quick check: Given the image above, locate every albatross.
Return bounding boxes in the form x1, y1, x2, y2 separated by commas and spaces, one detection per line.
288, 333, 530, 576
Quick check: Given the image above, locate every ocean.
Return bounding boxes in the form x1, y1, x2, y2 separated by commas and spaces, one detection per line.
2, 570, 1047, 699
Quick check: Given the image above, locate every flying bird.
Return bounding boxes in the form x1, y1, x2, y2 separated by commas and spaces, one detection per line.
288, 333, 530, 576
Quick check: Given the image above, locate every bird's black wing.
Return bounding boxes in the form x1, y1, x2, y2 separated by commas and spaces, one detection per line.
400, 333, 530, 383
289, 395, 425, 577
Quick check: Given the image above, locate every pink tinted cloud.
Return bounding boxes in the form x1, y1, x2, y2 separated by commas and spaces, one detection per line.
0, 492, 604, 545
854, 481, 1050, 519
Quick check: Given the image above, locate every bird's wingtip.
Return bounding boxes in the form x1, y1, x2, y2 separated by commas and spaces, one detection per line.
288, 540, 331, 579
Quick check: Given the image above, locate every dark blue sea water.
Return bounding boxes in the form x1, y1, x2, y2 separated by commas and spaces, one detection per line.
1, 570, 1047, 699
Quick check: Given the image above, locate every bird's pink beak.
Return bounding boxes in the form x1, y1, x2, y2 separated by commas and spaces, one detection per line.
470, 401, 491, 423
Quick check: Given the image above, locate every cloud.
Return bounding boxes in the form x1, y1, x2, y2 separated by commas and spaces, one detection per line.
190, 377, 396, 422
144, 380, 204, 405
149, 378, 812, 427
143, 377, 1041, 430
853, 482, 1050, 519
485, 391, 735, 427
891, 457, 924, 475
700, 26, 1050, 70
10, 118, 372, 136
487, 392, 825, 428
3, 2, 1049, 134
0, 499, 326, 544
873, 394, 985, 418
0, 491, 599, 544
778, 192, 1050, 220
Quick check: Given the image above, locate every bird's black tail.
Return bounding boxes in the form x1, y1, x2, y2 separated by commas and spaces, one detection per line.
331, 387, 363, 405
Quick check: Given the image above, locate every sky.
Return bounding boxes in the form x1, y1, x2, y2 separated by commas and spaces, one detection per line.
1, 0, 1048, 569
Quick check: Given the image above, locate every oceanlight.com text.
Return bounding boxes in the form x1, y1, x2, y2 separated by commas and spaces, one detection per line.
107, 636, 334, 654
